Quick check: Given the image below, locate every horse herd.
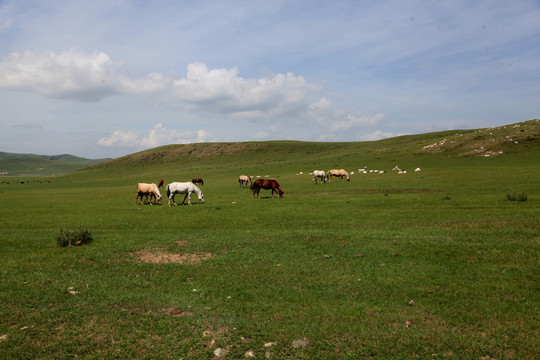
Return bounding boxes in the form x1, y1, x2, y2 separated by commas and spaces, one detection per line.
135, 168, 350, 206
135, 181, 204, 206
312, 169, 350, 184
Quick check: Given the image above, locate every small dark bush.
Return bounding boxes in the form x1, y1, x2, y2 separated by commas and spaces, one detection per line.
506, 191, 528, 202
57, 228, 93, 247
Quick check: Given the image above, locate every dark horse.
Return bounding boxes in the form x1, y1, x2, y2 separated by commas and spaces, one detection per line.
192, 178, 204, 186
251, 179, 284, 199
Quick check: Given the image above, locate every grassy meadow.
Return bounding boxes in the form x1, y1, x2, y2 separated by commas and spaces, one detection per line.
1, 121, 539, 359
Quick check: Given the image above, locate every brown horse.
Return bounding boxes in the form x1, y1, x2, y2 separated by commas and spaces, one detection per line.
238, 175, 252, 188
251, 179, 284, 199
135, 183, 162, 205
191, 178, 204, 186
326, 169, 350, 181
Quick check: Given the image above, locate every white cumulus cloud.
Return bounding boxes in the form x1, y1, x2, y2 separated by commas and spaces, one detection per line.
172, 62, 321, 117
98, 123, 209, 148
97, 129, 139, 147
1, 49, 391, 149
0, 50, 167, 101
307, 98, 386, 131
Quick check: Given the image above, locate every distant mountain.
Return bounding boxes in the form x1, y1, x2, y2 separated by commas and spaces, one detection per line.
0, 152, 111, 176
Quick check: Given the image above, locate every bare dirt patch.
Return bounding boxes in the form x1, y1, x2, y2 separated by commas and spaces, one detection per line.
134, 248, 212, 264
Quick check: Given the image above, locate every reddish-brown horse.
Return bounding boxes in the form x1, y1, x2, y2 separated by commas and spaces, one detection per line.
191, 178, 204, 186
251, 179, 284, 199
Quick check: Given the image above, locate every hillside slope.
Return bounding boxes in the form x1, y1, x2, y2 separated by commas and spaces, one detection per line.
85, 119, 540, 176
0, 152, 110, 176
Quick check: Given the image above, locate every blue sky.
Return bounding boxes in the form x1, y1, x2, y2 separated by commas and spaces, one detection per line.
1, 0, 539, 158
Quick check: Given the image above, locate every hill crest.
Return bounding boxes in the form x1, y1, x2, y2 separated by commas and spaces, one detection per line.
0, 152, 110, 176
95, 119, 539, 169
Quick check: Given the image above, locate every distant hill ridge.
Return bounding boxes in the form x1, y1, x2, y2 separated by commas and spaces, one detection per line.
0, 152, 110, 176
2, 119, 539, 176
93, 119, 540, 170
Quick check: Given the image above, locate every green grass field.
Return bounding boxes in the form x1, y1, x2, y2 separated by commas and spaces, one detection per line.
1, 120, 539, 359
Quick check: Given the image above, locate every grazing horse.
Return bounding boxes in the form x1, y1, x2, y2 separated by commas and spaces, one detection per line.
238, 175, 252, 188
251, 179, 284, 199
191, 178, 204, 186
158, 179, 164, 188
166, 182, 205, 206
327, 169, 350, 181
312, 170, 326, 184
135, 183, 162, 205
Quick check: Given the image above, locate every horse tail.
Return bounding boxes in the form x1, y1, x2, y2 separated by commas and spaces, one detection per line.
166, 184, 171, 198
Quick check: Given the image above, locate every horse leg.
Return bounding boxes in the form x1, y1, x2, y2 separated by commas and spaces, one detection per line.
168, 193, 176, 206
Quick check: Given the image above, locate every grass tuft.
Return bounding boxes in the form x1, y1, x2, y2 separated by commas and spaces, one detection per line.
56, 228, 93, 247
506, 191, 528, 202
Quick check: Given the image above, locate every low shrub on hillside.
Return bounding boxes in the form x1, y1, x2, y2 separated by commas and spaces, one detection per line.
57, 228, 93, 247
506, 191, 528, 202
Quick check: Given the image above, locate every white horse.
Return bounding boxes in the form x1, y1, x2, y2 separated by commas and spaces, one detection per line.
312, 170, 326, 184
238, 175, 252, 188
166, 182, 205, 206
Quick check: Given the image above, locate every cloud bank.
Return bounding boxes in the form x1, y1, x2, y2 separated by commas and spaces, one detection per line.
0, 50, 165, 101
1, 50, 386, 150
97, 123, 209, 148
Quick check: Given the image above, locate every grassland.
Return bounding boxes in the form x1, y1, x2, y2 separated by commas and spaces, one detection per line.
0, 120, 539, 359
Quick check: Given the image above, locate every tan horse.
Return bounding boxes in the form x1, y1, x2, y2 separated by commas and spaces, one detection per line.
135, 183, 162, 205
239, 175, 252, 188
326, 169, 350, 181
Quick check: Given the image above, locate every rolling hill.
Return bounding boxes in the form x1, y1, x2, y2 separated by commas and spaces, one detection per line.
83, 118, 540, 177
3, 119, 539, 178
0, 152, 110, 176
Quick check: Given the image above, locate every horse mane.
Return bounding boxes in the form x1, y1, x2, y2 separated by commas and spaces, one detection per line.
158, 179, 164, 188
153, 184, 161, 197
192, 183, 202, 195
